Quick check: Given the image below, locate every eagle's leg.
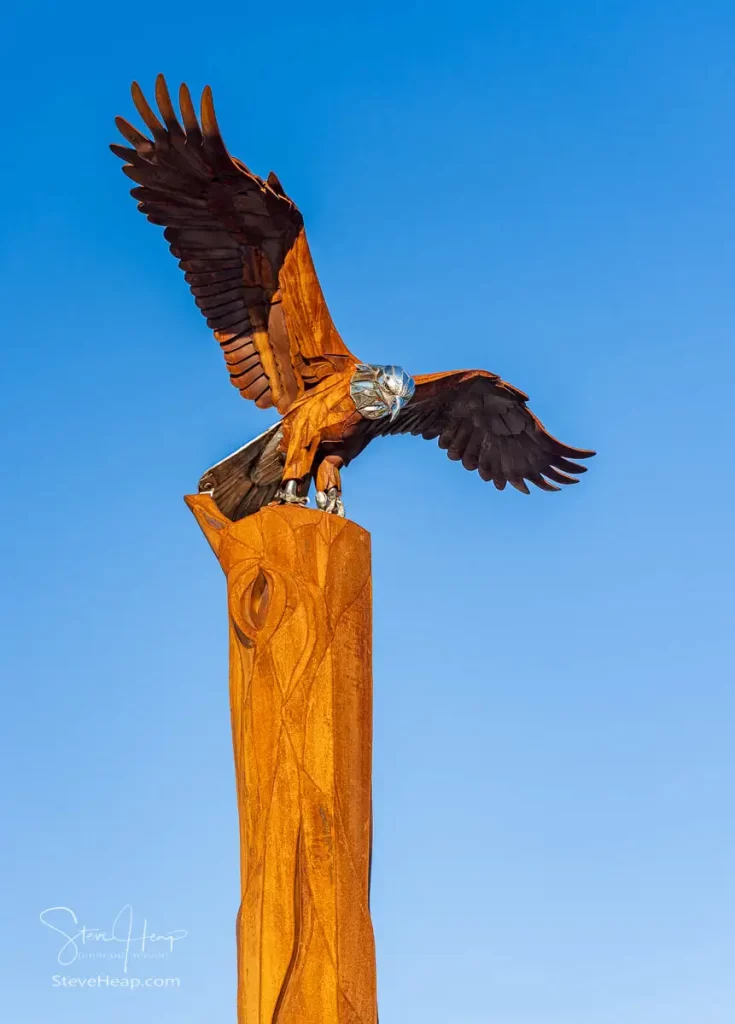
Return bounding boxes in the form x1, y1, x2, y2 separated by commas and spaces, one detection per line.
315, 456, 345, 518
272, 422, 318, 507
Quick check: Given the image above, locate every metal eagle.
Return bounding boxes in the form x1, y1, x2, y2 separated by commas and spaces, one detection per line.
113, 77, 595, 520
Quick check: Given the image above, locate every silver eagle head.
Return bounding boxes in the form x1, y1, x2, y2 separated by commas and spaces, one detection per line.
350, 364, 416, 422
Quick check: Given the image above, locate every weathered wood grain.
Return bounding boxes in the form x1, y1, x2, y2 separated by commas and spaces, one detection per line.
186, 494, 378, 1024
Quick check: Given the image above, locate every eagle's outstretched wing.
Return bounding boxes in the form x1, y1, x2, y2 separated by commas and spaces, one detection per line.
369, 370, 595, 491
111, 75, 358, 414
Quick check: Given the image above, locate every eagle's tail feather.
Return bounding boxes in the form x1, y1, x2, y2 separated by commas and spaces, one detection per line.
198, 422, 287, 522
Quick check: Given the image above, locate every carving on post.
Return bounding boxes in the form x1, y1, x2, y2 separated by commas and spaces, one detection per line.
186, 494, 377, 1024
112, 77, 594, 529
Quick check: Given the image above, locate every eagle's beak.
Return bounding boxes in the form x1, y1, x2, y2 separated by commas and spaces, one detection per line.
389, 396, 405, 423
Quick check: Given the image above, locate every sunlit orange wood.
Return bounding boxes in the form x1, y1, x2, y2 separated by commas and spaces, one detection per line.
186, 494, 378, 1024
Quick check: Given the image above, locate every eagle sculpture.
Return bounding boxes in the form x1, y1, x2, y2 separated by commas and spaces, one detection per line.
113, 76, 594, 520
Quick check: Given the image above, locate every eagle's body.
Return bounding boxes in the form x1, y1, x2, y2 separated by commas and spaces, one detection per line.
113, 77, 594, 519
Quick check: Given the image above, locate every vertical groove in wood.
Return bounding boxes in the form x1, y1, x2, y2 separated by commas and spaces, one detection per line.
186, 494, 378, 1024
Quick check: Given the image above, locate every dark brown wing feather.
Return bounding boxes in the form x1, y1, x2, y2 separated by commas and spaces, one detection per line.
112, 75, 357, 413
372, 369, 595, 492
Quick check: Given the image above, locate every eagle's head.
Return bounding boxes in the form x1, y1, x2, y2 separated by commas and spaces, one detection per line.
350, 364, 416, 422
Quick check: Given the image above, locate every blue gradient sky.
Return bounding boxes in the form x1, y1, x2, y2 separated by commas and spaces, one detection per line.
2, 1, 734, 1021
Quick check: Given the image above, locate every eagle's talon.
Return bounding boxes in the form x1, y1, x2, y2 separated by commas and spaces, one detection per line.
273, 482, 309, 508
316, 488, 345, 517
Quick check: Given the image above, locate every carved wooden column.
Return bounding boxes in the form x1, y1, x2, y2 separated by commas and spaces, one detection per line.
186, 494, 378, 1024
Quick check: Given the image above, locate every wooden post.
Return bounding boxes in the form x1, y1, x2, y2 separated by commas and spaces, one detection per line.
185, 494, 378, 1024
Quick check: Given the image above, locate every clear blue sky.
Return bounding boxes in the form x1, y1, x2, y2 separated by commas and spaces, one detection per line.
2, 1, 734, 1021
